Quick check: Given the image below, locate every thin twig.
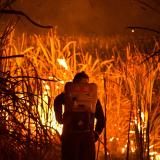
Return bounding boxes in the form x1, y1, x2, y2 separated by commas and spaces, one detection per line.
127, 26, 160, 34
0, 55, 24, 59
11, 75, 61, 82
139, 49, 160, 67
136, 0, 160, 15
0, 9, 53, 29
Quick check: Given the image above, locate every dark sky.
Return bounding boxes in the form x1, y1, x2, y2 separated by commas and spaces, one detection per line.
11, 0, 160, 35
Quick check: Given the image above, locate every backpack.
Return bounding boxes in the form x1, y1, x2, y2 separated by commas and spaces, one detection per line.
64, 82, 97, 113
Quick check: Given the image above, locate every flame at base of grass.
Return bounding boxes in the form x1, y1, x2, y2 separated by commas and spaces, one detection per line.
38, 101, 63, 135
51, 111, 63, 135
38, 82, 63, 135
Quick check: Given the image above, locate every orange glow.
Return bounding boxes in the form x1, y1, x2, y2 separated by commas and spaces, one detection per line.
3, 32, 160, 159
38, 82, 63, 135
121, 147, 125, 154
57, 58, 68, 70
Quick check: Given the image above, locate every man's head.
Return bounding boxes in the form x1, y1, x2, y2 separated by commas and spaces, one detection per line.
73, 71, 89, 83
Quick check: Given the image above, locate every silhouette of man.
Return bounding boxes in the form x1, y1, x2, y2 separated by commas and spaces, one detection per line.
54, 71, 105, 160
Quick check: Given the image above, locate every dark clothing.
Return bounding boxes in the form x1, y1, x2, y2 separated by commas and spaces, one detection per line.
54, 92, 105, 160
61, 132, 95, 160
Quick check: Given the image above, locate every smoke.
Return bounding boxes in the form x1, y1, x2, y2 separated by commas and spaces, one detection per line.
11, 0, 160, 35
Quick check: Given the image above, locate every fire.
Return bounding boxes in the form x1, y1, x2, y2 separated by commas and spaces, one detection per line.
57, 58, 68, 70
2, 30, 160, 159
38, 81, 63, 135
155, 154, 160, 160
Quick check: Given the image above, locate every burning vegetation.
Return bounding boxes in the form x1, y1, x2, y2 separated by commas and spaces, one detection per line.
0, 26, 160, 160
0, 1, 160, 159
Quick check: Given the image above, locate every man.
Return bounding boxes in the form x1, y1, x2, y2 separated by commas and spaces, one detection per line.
54, 71, 105, 160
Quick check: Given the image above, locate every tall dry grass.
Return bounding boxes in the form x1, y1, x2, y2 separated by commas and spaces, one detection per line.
0, 29, 160, 160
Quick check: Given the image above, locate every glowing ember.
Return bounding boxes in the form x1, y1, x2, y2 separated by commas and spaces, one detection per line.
109, 137, 114, 142
129, 130, 135, 134
131, 29, 135, 33
121, 147, 125, 153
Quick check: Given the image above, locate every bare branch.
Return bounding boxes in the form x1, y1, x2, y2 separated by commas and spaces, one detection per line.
0, 55, 24, 59
140, 49, 160, 64
136, 0, 160, 15
0, 9, 53, 29
127, 26, 160, 34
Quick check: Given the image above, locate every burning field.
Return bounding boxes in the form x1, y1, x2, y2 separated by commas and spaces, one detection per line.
0, 27, 160, 160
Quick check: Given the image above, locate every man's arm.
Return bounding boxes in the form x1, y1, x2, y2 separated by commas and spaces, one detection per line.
54, 92, 64, 124
94, 99, 105, 138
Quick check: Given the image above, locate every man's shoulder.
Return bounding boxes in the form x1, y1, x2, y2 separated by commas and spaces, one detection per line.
55, 92, 65, 100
